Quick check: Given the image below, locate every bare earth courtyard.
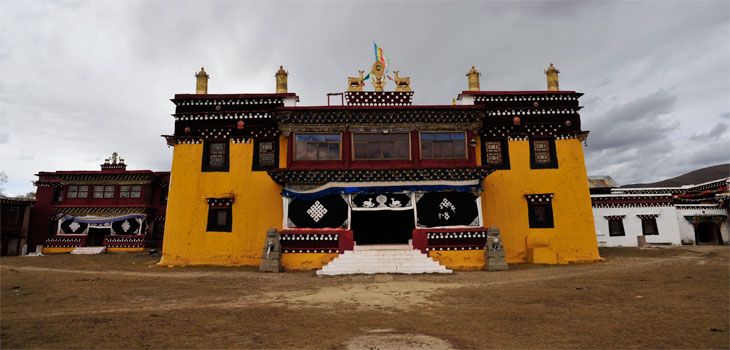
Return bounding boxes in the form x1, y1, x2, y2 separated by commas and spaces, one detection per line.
1, 246, 728, 349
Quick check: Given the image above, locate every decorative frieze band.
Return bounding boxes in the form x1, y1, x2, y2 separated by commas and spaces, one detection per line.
174, 98, 283, 107
231, 137, 252, 144
637, 214, 659, 219
525, 193, 554, 203
206, 197, 234, 207
474, 94, 580, 103
174, 112, 272, 121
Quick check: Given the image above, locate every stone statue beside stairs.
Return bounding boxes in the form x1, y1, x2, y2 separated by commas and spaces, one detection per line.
484, 226, 508, 271
260, 228, 282, 272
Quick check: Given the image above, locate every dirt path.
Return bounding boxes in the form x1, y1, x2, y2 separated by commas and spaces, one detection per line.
1, 246, 727, 349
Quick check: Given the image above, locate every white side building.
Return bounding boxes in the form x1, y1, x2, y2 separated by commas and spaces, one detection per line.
590, 177, 729, 247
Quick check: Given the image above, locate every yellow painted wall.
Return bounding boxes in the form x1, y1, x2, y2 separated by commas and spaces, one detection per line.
160, 136, 287, 266
480, 137, 601, 264
107, 247, 144, 253
428, 250, 485, 270
281, 253, 338, 270
42, 247, 75, 254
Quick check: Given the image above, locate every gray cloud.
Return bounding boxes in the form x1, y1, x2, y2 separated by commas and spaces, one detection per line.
0, 0, 728, 195
690, 121, 729, 141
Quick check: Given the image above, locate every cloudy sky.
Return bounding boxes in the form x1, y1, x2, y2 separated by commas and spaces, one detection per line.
1, 0, 728, 196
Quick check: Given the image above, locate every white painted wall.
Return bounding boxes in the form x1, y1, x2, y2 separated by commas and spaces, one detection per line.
593, 205, 682, 247
675, 205, 729, 244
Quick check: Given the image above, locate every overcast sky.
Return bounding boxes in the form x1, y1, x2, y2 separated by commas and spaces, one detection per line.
1, 0, 728, 196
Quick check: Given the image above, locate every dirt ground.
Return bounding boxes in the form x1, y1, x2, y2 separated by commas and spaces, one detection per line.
1, 246, 728, 349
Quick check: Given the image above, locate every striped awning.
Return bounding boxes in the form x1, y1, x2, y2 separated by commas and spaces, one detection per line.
56, 207, 149, 217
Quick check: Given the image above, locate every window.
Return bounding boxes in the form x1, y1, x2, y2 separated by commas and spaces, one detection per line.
530, 138, 558, 169
294, 133, 341, 160
606, 217, 626, 237
482, 139, 510, 169
526, 194, 554, 228
120, 185, 142, 198
641, 216, 659, 235
202, 140, 229, 172
420, 132, 466, 159
104, 186, 115, 198
67, 185, 88, 199
353, 133, 409, 160
52, 188, 63, 202
93, 185, 114, 199
160, 188, 168, 205
93, 186, 104, 198
252, 138, 279, 171
206, 198, 233, 232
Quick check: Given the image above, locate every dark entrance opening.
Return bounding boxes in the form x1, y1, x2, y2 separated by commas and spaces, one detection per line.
351, 210, 414, 245
695, 222, 722, 245
86, 228, 109, 247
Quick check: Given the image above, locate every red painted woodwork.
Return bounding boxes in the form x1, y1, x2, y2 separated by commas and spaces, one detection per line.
287, 130, 478, 170
412, 227, 489, 253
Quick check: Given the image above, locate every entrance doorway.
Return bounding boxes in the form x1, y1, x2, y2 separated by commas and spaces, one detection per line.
86, 228, 109, 247
351, 210, 414, 245
695, 222, 722, 245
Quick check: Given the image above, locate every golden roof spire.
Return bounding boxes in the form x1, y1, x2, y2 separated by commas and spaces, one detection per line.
275, 65, 288, 93
466, 66, 481, 91
195, 67, 209, 94
545, 63, 560, 91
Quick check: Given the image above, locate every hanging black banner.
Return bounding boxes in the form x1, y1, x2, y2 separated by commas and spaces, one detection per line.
60, 218, 88, 234
288, 195, 348, 229
416, 192, 479, 227
112, 219, 141, 235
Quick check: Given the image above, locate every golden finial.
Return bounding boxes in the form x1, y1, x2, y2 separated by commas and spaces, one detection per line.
545, 63, 560, 91
452, 98, 456, 105
195, 67, 209, 94
393, 71, 411, 92
275, 66, 288, 93
370, 61, 387, 92
347, 70, 365, 92
466, 66, 481, 91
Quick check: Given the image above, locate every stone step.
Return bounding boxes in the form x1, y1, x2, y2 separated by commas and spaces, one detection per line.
317, 243, 451, 276
71, 247, 106, 255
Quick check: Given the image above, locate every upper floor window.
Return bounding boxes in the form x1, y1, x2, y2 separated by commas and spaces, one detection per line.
420, 132, 466, 159
353, 133, 409, 160
93, 185, 115, 199
294, 134, 341, 161
483, 139, 510, 169
66, 185, 88, 199
530, 138, 558, 169
252, 138, 278, 171
52, 188, 63, 203
119, 185, 142, 198
202, 140, 229, 172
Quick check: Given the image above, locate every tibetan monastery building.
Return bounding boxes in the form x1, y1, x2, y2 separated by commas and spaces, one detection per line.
31, 154, 169, 254
160, 63, 601, 269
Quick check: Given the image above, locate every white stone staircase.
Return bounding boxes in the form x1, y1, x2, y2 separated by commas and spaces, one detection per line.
71, 247, 107, 255
316, 243, 452, 275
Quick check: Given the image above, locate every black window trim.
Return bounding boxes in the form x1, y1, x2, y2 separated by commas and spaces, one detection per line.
529, 136, 558, 169
607, 217, 626, 237
206, 207, 232, 232
252, 138, 279, 171
202, 139, 230, 172
526, 194, 554, 229
481, 137, 510, 170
